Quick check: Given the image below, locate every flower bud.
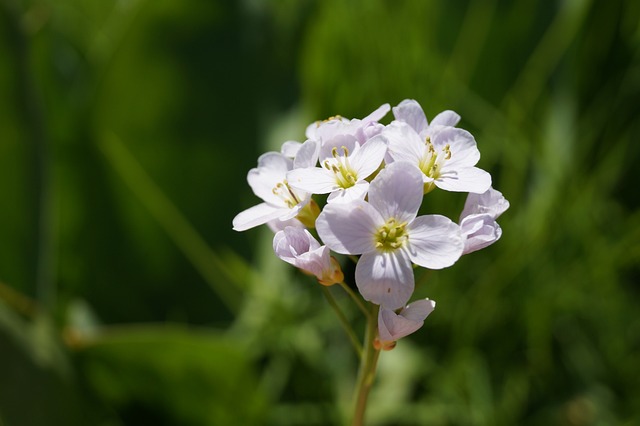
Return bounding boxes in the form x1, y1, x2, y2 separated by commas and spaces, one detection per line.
273, 227, 343, 286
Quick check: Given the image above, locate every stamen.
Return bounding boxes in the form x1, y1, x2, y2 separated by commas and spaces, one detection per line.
374, 218, 408, 252
271, 181, 300, 208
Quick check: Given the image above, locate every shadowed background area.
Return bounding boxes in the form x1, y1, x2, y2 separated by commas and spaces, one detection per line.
1, 0, 639, 425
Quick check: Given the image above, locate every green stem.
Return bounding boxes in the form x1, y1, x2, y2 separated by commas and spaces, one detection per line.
339, 281, 370, 319
352, 304, 380, 426
321, 286, 362, 357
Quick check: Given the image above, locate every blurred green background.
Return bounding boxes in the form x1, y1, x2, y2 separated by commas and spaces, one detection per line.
1, 0, 639, 425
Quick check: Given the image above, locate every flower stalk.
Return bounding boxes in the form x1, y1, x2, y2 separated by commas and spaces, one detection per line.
352, 303, 381, 426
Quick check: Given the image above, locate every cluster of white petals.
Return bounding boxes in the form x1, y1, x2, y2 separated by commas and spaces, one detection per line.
233, 99, 509, 345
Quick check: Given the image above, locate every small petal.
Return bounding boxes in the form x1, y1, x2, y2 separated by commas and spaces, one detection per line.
402, 299, 436, 322
355, 250, 414, 309
432, 127, 480, 168
319, 134, 357, 161
384, 121, 426, 165
293, 140, 320, 169
362, 103, 391, 124
368, 161, 424, 224
267, 216, 305, 233
247, 152, 292, 204
233, 203, 288, 232
378, 299, 435, 342
316, 200, 383, 255
460, 187, 510, 220
287, 167, 338, 194
430, 110, 461, 128
349, 137, 387, 179
327, 181, 369, 204
436, 167, 492, 194
460, 214, 503, 254
392, 99, 428, 134
273, 227, 321, 258
281, 141, 302, 158
406, 215, 463, 269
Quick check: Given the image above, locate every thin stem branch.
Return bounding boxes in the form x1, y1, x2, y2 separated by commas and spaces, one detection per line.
321, 286, 362, 357
338, 281, 370, 319
352, 303, 380, 426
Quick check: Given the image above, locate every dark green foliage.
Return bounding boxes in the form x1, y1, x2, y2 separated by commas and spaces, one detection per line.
0, 0, 638, 424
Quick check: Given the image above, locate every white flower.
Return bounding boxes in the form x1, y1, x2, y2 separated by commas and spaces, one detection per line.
459, 187, 509, 254
273, 227, 343, 286
316, 162, 463, 309
287, 135, 387, 204
392, 99, 460, 139
306, 103, 390, 146
377, 299, 436, 348
382, 121, 491, 194
232, 140, 318, 232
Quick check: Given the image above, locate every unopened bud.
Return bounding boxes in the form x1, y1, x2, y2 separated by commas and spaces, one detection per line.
296, 199, 321, 228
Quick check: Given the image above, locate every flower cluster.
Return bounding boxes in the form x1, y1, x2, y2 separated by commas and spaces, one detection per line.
233, 99, 508, 347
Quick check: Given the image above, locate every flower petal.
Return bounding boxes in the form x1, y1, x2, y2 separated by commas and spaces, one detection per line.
368, 161, 424, 224
273, 227, 321, 259
267, 216, 305, 233
402, 299, 436, 322
460, 187, 510, 220
378, 299, 435, 342
392, 99, 428, 134
437, 167, 492, 194
349, 137, 387, 179
406, 215, 463, 269
460, 214, 502, 254
327, 181, 369, 204
355, 250, 414, 309
280, 141, 302, 158
233, 203, 288, 232
430, 110, 461, 128
247, 152, 292, 204
293, 140, 319, 169
287, 167, 338, 194
316, 200, 383, 254
362, 103, 391, 124
384, 121, 426, 165
432, 127, 480, 168
319, 134, 358, 161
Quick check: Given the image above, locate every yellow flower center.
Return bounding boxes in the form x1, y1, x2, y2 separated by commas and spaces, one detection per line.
418, 137, 451, 192
374, 218, 408, 252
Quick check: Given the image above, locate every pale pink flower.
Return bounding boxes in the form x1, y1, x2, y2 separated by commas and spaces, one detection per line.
232, 140, 318, 231
273, 227, 343, 286
392, 99, 460, 140
306, 103, 390, 146
382, 121, 491, 194
316, 162, 463, 309
287, 135, 387, 204
377, 299, 436, 346
459, 187, 509, 254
